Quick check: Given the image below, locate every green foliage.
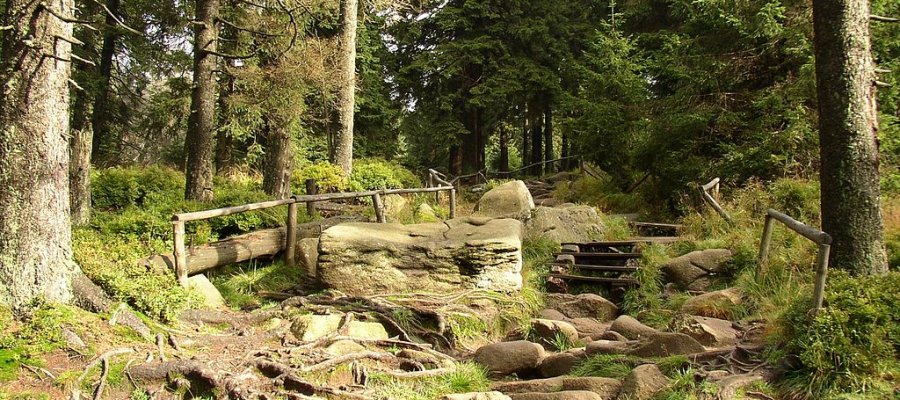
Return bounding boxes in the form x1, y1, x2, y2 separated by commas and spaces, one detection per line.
349, 159, 421, 191
774, 271, 900, 399
622, 243, 671, 328
572, 354, 689, 380
91, 166, 185, 210
293, 162, 348, 193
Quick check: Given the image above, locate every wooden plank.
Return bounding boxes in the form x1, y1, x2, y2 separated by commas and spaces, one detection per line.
630, 222, 683, 229
549, 274, 638, 285
173, 220, 187, 287
560, 237, 683, 247
553, 252, 642, 259
552, 264, 639, 272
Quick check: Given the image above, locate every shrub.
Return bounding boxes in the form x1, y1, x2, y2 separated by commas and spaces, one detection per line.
775, 271, 900, 398
292, 162, 348, 193
92, 166, 184, 210
350, 159, 405, 191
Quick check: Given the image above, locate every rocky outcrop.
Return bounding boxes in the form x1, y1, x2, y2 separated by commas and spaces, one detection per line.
297, 237, 319, 278
291, 314, 389, 341
475, 181, 535, 220
474, 340, 545, 376
543, 293, 618, 321
188, 274, 225, 309
383, 194, 408, 221
619, 364, 669, 400
661, 249, 733, 291
524, 206, 605, 243
317, 217, 523, 295
538, 349, 586, 378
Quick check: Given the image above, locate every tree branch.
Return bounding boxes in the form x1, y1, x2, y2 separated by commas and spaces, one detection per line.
217, 17, 284, 37
85, 0, 143, 35
871, 15, 899, 22
203, 49, 255, 60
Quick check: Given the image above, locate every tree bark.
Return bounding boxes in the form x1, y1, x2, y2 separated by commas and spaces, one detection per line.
70, 90, 93, 226
544, 104, 554, 172
215, 25, 236, 174
334, 0, 358, 176
813, 0, 887, 275
262, 121, 293, 199
0, 0, 80, 309
561, 126, 569, 171
184, 0, 220, 202
89, 0, 120, 165
530, 103, 543, 176
498, 125, 509, 173
522, 108, 529, 167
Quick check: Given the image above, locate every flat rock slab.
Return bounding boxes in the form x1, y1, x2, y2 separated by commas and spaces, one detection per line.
318, 217, 523, 295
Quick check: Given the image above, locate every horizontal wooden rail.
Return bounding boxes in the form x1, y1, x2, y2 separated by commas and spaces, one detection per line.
171, 184, 457, 287
757, 208, 832, 311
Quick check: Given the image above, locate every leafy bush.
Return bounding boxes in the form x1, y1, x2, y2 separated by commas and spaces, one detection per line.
775, 271, 900, 398
292, 162, 348, 193
350, 159, 421, 191
92, 166, 184, 210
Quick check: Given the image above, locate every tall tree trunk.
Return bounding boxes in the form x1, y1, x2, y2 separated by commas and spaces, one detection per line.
215, 21, 236, 174
89, 0, 119, 165
262, 121, 293, 199
334, 0, 358, 175
449, 144, 462, 176
522, 108, 529, 168
530, 104, 543, 176
498, 125, 509, 173
544, 104, 554, 172
0, 0, 80, 309
184, 0, 220, 202
561, 126, 569, 171
70, 80, 93, 226
813, 0, 887, 275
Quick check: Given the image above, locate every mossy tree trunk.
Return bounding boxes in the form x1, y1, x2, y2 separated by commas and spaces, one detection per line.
334, 0, 358, 176
530, 101, 543, 176
0, 0, 80, 309
813, 0, 887, 275
184, 0, 220, 202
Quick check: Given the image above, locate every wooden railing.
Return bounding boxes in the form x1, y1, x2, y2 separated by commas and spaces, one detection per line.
170, 185, 456, 287
698, 177, 733, 224
757, 209, 832, 311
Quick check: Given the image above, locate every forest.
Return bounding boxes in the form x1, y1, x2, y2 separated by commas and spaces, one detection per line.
1, 0, 900, 399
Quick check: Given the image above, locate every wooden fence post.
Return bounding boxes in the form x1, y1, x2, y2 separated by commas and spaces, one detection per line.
285, 201, 298, 267
305, 179, 318, 217
756, 215, 774, 279
812, 243, 831, 311
173, 220, 188, 287
373, 192, 386, 223
449, 188, 457, 219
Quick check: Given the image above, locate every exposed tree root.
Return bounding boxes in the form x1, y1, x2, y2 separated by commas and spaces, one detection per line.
71, 272, 152, 341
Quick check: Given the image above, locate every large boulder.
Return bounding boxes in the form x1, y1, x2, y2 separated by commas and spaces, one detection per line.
530, 319, 580, 350
619, 364, 669, 400
188, 274, 225, 309
291, 314, 389, 342
525, 206, 605, 243
297, 237, 319, 278
544, 293, 618, 321
681, 288, 744, 319
383, 194, 408, 221
474, 341, 545, 376
475, 181, 535, 220
317, 217, 523, 295
508, 392, 602, 400
609, 315, 658, 340
627, 332, 705, 357
661, 249, 733, 291
538, 349, 586, 378
675, 316, 739, 347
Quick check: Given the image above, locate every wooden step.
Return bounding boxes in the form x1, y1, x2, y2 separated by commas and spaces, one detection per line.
551, 263, 639, 273
561, 237, 683, 247
553, 252, 642, 260
549, 273, 638, 285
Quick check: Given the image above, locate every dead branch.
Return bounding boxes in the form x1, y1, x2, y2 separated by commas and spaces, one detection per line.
92, 357, 109, 400
72, 348, 133, 400
155, 333, 167, 362
254, 360, 372, 400
85, 0, 143, 35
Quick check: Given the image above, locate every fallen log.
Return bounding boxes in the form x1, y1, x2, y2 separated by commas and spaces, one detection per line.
143, 215, 364, 276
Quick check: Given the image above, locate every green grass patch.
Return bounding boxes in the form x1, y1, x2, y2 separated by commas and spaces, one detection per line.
208, 260, 304, 310
369, 362, 490, 400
